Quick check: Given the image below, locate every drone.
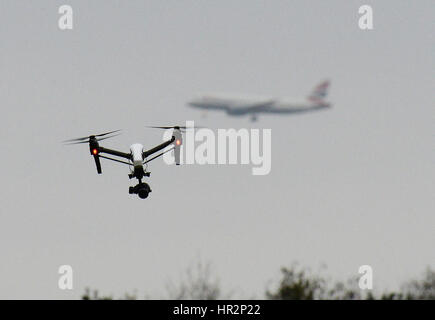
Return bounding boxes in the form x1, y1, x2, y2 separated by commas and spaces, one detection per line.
63, 126, 185, 199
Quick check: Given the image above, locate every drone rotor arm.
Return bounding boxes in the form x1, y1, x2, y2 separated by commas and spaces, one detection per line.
142, 136, 175, 159
143, 146, 175, 165
98, 147, 131, 160
98, 155, 132, 166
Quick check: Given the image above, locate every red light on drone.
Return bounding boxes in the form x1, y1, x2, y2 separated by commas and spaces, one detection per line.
92, 148, 98, 155
176, 139, 181, 146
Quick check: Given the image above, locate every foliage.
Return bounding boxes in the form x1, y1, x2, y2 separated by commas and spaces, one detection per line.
266, 265, 435, 300
81, 262, 434, 300
166, 260, 223, 300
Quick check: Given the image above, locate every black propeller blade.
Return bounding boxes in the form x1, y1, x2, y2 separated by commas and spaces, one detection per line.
62, 130, 122, 144
146, 125, 204, 132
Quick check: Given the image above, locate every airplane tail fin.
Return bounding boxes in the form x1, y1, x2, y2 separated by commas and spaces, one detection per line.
308, 80, 330, 102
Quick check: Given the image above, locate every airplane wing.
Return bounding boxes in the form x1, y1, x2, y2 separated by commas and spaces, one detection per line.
190, 97, 275, 112
261, 104, 328, 114
239, 100, 275, 111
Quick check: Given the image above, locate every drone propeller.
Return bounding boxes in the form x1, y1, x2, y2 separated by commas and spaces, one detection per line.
146, 125, 204, 132
62, 130, 122, 144
146, 125, 200, 165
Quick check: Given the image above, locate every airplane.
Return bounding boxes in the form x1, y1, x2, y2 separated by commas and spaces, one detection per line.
188, 80, 331, 121
63, 126, 184, 199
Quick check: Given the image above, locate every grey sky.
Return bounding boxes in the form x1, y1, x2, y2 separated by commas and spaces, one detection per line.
0, 0, 433, 299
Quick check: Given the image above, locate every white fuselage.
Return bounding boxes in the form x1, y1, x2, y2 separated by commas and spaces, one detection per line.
130, 143, 144, 170
188, 81, 331, 118
189, 94, 330, 116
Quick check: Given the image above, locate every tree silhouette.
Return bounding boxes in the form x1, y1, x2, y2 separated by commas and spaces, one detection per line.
266, 264, 435, 300
266, 266, 326, 300
166, 260, 223, 300
380, 267, 435, 300
81, 263, 434, 300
